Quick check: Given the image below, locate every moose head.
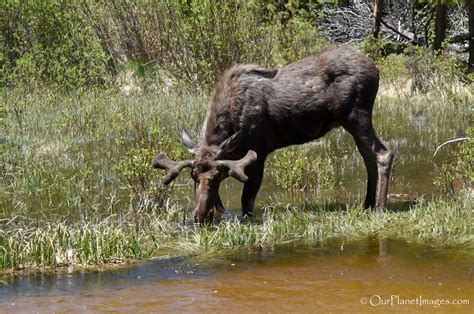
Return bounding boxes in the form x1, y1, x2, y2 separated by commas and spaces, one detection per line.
152, 129, 257, 224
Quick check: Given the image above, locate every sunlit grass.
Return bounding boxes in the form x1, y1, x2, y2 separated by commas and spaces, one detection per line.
1, 88, 207, 219
1, 197, 472, 271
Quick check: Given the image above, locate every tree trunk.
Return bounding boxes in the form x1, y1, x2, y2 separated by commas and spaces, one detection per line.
373, 0, 384, 39
469, 0, 474, 73
433, 1, 448, 51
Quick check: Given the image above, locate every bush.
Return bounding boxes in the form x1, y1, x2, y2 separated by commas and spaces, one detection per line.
0, 0, 111, 88
116, 145, 172, 209
271, 146, 336, 191
89, 0, 325, 92
1, 0, 326, 91
403, 46, 465, 92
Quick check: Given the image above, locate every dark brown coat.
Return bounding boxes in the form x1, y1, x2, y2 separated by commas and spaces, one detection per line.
154, 46, 394, 223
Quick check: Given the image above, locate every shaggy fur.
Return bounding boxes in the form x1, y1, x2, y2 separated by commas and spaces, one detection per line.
158, 45, 394, 223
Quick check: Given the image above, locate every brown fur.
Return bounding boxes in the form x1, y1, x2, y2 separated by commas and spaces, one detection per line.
157, 45, 394, 223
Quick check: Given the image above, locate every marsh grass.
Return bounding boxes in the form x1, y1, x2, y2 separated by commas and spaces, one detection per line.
1, 61, 473, 271
269, 146, 337, 191
1, 88, 206, 219
1, 197, 472, 271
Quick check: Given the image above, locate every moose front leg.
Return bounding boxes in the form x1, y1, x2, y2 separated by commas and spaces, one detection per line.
215, 194, 225, 213
206, 193, 226, 222
241, 158, 265, 218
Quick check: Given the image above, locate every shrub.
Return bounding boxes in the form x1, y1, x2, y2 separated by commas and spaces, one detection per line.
271, 146, 336, 191
1, 0, 326, 91
434, 128, 473, 197
403, 45, 465, 92
0, 0, 111, 88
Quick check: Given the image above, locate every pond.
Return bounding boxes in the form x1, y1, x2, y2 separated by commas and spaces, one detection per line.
1, 238, 472, 311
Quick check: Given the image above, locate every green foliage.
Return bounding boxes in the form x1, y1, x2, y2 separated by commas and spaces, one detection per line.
1, 0, 327, 91
434, 128, 473, 197
114, 127, 189, 208
271, 15, 326, 64
271, 147, 336, 191
0, 0, 110, 88
98, 0, 325, 92
116, 145, 171, 208
403, 45, 465, 92
360, 36, 407, 61
375, 53, 412, 84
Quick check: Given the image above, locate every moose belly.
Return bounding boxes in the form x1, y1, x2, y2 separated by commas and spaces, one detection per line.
271, 111, 339, 149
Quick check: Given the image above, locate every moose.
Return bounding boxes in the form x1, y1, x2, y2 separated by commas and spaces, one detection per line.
153, 46, 394, 223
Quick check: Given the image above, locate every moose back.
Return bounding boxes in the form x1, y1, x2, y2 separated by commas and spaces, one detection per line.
153, 46, 394, 223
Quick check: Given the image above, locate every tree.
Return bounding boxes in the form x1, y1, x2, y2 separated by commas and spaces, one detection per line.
373, 0, 384, 39
469, 0, 474, 73
433, 0, 448, 51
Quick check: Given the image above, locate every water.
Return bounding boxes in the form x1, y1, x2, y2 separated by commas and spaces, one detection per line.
1, 238, 472, 311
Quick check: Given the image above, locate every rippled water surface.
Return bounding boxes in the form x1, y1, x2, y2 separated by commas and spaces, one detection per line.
1, 238, 472, 312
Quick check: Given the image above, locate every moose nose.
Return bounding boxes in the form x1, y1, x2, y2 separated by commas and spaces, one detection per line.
194, 192, 210, 224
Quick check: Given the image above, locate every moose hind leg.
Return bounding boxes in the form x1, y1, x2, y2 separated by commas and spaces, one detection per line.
374, 144, 394, 210
343, 118, 394, 210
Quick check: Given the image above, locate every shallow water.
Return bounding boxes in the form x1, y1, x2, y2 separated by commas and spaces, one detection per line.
2, 92, 469, 220
1, 238, 472, 312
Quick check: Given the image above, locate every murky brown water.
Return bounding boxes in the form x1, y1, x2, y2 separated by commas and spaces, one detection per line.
1, 239, 472, 312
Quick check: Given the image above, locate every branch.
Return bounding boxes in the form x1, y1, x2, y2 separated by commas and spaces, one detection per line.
380, 20, 413, 42
432, 137, 471, 159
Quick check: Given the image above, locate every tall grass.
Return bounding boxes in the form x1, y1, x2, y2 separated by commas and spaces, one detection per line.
180, 197, 473, 254
1, 89, 206, 219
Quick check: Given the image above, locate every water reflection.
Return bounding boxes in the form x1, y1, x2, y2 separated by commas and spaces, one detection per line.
1, 238, 472, 311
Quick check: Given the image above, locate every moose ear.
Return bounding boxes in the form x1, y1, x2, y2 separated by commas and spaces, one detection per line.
180, 128, 196, 155
218, 131, 242, 158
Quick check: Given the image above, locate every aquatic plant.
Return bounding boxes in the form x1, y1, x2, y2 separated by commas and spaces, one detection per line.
270, 146, 336, 191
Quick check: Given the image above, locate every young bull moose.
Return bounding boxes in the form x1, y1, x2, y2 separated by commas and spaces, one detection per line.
153, 46, 394, 223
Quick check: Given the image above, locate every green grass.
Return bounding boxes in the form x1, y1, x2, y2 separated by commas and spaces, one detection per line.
0, 88, 206, 219
1, 197, 472, 271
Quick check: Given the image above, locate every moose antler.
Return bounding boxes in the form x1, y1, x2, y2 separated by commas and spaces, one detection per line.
152, 154, 193, 184
217, 150, 258, 182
